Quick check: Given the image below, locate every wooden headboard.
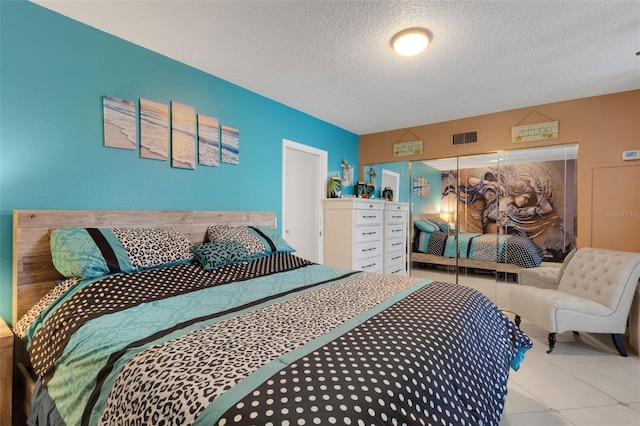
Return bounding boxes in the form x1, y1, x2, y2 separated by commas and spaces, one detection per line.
12, 210, 276, 325
412, 213, 443, 222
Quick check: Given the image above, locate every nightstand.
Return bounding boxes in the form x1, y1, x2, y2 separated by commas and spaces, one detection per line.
0, 317, 13, 426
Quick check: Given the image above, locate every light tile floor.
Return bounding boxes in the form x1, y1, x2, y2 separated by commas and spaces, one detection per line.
410, 265, 640, 426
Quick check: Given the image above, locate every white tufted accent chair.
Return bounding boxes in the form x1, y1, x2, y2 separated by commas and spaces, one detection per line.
509, 247, 640, 356
517, 247, 575, 290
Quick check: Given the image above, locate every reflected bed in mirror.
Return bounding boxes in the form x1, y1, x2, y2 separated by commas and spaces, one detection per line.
416, 144, 577, 264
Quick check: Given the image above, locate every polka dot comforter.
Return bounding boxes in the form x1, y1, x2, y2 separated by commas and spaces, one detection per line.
18, 252, 532, 426
416, 231, 544, 268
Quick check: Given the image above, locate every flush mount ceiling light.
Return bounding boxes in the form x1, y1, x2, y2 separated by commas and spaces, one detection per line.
391, 27, 431, 56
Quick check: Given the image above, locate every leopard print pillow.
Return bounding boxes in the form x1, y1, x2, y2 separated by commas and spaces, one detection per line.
207, 225, 295, 258
111, 227, 193, 270
191, 241, 250, 270
50, 227, 193, 278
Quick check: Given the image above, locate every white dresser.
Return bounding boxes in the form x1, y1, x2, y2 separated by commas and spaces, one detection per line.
323, 198, 385, 273
323, 199, 409, 275
384, 202, 409, 275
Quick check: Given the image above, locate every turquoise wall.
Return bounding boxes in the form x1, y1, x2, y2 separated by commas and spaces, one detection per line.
0, 1, 359, 324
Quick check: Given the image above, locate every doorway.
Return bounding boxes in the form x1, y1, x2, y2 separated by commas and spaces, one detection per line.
282, 139, 327, 263
381, 169, 400, 201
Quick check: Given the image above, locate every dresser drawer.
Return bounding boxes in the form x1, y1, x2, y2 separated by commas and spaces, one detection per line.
355, 240, 383, 261
385, 250, 404, 267
385, 210, 406, 224
386, 223, 404, 240
386, 237, 404, 254
354, 255, 383, 273
355, 225, 382, 243
385, 264, 405, 276
355, 209, 383, 226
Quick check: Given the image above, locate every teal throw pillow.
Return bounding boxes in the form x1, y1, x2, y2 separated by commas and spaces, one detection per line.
191, 241, 250, 270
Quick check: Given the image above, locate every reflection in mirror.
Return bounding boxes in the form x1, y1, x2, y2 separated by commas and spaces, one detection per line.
418, 144, 577, 260
409, 144, 578, 303
365, 144, 578, 305
362, 162, 410, 201
381, 169, 400, 201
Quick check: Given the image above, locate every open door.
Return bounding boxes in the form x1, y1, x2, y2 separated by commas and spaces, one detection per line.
282, 139, 327, 263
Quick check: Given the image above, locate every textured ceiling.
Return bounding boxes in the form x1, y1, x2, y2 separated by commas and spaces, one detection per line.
32, 0, 640, 135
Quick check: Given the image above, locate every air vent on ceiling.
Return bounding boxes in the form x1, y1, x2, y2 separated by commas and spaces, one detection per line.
452, 131, 478, 145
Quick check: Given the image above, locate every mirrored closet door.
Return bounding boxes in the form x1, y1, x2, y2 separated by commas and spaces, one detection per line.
365, 143, 577, 307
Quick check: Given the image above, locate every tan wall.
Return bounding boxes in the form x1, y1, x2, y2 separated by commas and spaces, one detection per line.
359, 90, 640, 251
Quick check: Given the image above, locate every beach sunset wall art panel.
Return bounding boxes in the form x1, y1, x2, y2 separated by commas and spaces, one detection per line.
221, 125, 240, 164
171, 102, 197, 169
103, 96, 136, 150
140, 98, 169, 161
198, 114, 220, 167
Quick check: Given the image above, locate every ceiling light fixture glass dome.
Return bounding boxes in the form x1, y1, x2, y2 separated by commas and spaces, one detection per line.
391, 27, 431, 56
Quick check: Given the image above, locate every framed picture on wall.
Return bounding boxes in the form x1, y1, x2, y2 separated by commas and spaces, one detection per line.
103, 96, 137, 150
171, 102, 196, 169
140, 98, 169, 161
221, 125, 240, 165
198, 114, 220, 167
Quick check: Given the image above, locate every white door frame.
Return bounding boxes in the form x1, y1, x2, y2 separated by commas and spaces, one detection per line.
282, 139, 327, 263
381, 169, 400, 201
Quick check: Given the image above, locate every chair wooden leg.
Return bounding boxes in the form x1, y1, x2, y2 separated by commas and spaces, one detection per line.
547, 333, 556, 354
612, 334, 628, 357
514, 315, 521, 327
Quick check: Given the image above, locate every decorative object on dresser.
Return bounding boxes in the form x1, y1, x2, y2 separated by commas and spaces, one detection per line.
365, 183, 375, 199
340, 159, 353, 187
324, 199, 409, 275
382, 187, 394, 201
354, 181, 367, 198
327, 176, 342, 198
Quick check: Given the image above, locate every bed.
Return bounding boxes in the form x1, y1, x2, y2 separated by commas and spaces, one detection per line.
411, 214, 544, 275
12, 209, 532, 426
